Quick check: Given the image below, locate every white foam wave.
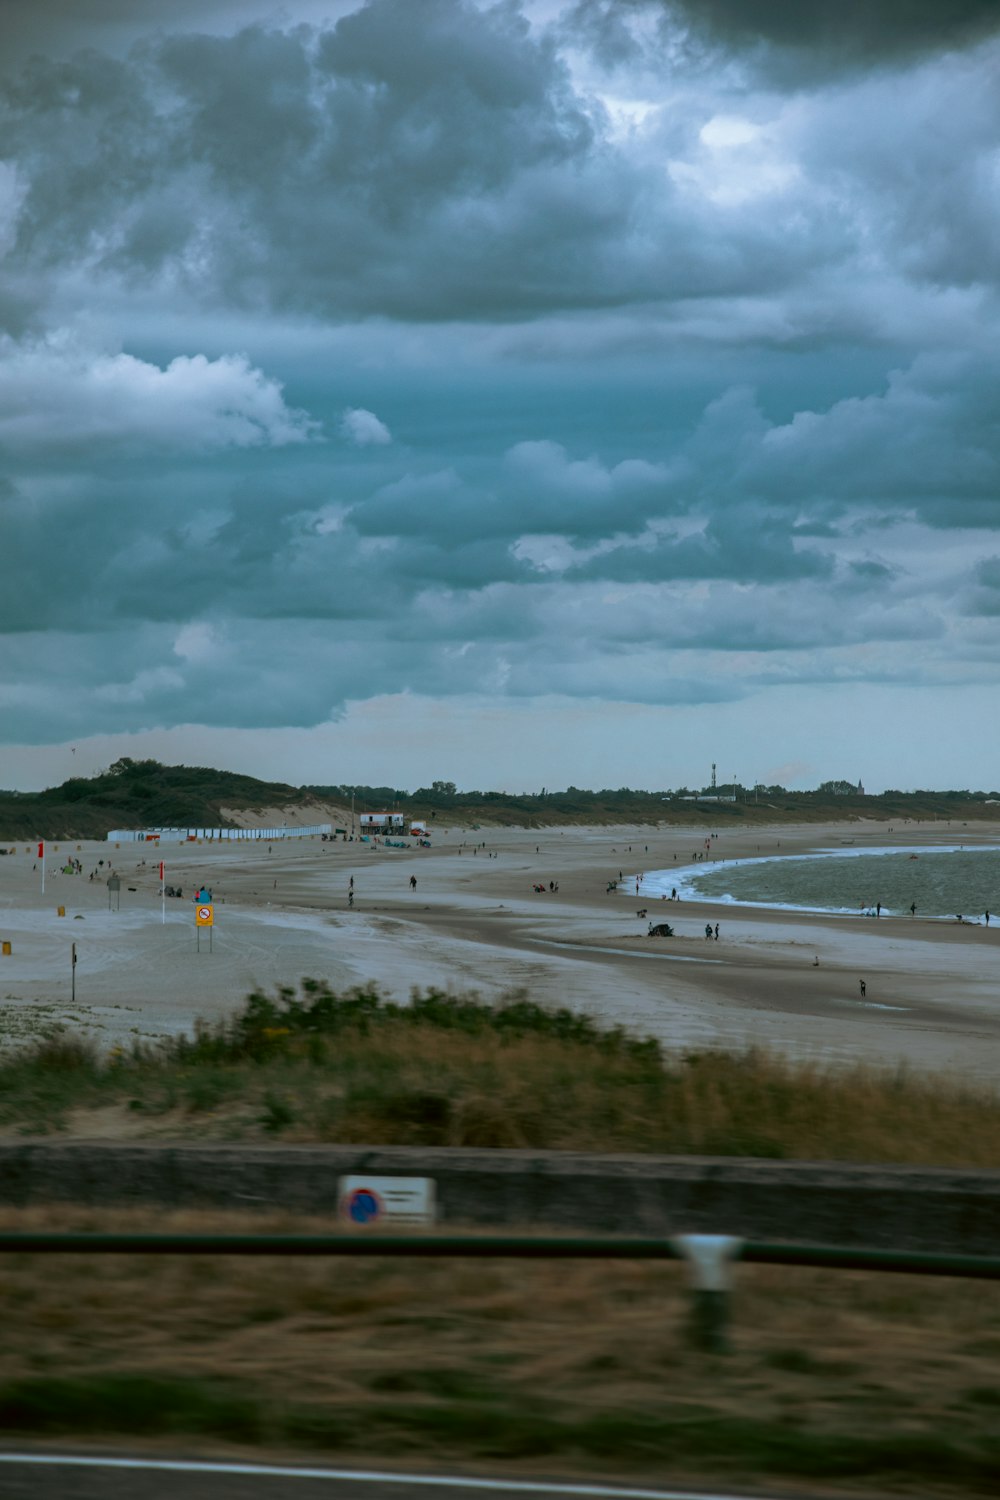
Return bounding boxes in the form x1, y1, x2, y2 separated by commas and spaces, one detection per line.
625, 844, 1000, 917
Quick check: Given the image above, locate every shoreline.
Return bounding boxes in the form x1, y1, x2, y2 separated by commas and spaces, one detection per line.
0, 818, 998, 1081
645, 842, 1000, 918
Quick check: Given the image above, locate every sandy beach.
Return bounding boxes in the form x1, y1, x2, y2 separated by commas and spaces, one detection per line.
1, 818, 998, 1078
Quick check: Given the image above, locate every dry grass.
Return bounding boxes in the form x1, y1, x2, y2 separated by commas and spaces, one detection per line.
0, 984, 998, 1167
4, 990, 998, 1491
0, 1204, 998, 1494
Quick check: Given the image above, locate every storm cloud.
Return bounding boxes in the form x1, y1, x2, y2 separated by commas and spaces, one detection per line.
569, 0, 1000, 81
0, 0, 998, 789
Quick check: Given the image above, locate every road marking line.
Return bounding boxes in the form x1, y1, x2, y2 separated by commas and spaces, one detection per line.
0, 1453, 765, 1500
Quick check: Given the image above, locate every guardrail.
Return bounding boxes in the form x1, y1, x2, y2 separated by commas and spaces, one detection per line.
3, 1232, 998, 1352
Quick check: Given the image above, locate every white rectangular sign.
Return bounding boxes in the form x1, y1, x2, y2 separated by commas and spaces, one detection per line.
338, 1175, 436, 1228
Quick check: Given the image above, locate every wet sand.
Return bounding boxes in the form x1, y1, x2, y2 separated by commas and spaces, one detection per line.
0, 818, 998, 1077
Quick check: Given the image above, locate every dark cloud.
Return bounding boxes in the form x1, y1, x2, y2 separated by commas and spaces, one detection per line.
667, 0, 1000, 68
0, 1, 998, 759
790, 54, 1000, 295
0, 4, 865, 327
963, 557, 1000, 617
0, 337, 991, 736
0, 0, 350, 71
132, 4, 612, 320
570, 0, 1000, 80
848, 559, 895, 585
566, 511, 832, 585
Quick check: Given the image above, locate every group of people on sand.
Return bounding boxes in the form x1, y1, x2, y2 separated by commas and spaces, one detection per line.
863, 900, 994, 925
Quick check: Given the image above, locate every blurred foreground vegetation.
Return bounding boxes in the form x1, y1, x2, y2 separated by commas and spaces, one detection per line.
2, 981, 999, 1167
3, 986, 1000, 1493
1, 1222, 998, 1495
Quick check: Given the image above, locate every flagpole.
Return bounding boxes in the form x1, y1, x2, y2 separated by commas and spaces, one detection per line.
39, 841, 44, 896
161, 859, 165, 925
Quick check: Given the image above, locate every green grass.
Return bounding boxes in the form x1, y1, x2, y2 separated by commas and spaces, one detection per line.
1, 1370, 997, 1488
0, 1372, 264, 1441
1, 980, 999, 1166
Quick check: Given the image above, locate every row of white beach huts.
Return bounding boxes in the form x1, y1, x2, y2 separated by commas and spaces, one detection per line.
107, 812, 429, 842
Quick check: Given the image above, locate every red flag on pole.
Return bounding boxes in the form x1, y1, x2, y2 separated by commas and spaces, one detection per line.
159, 861, 165, 882
37, 841, 44, 859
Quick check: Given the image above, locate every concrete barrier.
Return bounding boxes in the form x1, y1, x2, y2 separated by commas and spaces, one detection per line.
1, 1144, 999, 1253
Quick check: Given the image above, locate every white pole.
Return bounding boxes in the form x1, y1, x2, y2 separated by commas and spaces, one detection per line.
161, 859, 165, 925
40, 841, 44, 897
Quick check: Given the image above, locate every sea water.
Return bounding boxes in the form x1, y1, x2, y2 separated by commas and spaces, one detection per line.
640, 846, 1000, 919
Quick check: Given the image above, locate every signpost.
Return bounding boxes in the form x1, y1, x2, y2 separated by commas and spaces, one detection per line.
71, 942, 77, 1004
195, 903, 214, 953
337, 1176, 436, 1228
160, 860, 165, 925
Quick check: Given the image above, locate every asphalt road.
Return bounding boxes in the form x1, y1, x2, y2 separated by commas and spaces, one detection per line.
0, 1454, 820, 1500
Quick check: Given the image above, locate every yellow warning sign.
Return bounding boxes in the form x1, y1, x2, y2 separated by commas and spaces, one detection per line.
195, 904, 214, 927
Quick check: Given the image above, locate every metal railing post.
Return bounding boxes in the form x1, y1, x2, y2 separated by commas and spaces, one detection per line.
671, 1234, 744, 1353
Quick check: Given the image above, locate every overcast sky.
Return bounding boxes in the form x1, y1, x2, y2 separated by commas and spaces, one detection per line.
2, 0, 999, 794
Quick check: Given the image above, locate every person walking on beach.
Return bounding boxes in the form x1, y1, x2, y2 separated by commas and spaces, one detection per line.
910, 902, 916, 917
714, 923, 719, 940
409, 875, 417, 890
986, 910, 991, 926
876, 902, 881, 918
705, 922, 713, 940
859, 979, 867, 999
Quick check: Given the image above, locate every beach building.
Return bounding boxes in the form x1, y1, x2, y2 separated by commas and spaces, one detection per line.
359, 813, 405, 831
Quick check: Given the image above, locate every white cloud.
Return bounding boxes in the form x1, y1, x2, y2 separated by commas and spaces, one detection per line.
340, 407, 392, 446
0, 337, 317, 451
94, 666, 185, 704
700, 115, 761, 149
670, 114, 801, 207
173, 621, 221, 664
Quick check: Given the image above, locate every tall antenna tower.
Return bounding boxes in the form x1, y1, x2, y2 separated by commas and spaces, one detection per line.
711, 762, 717, 791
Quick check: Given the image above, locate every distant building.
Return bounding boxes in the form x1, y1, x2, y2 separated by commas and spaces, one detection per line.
359, 813, 405, 830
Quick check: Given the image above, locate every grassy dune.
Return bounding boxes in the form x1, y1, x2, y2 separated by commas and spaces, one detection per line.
1, 981, 999, 1167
